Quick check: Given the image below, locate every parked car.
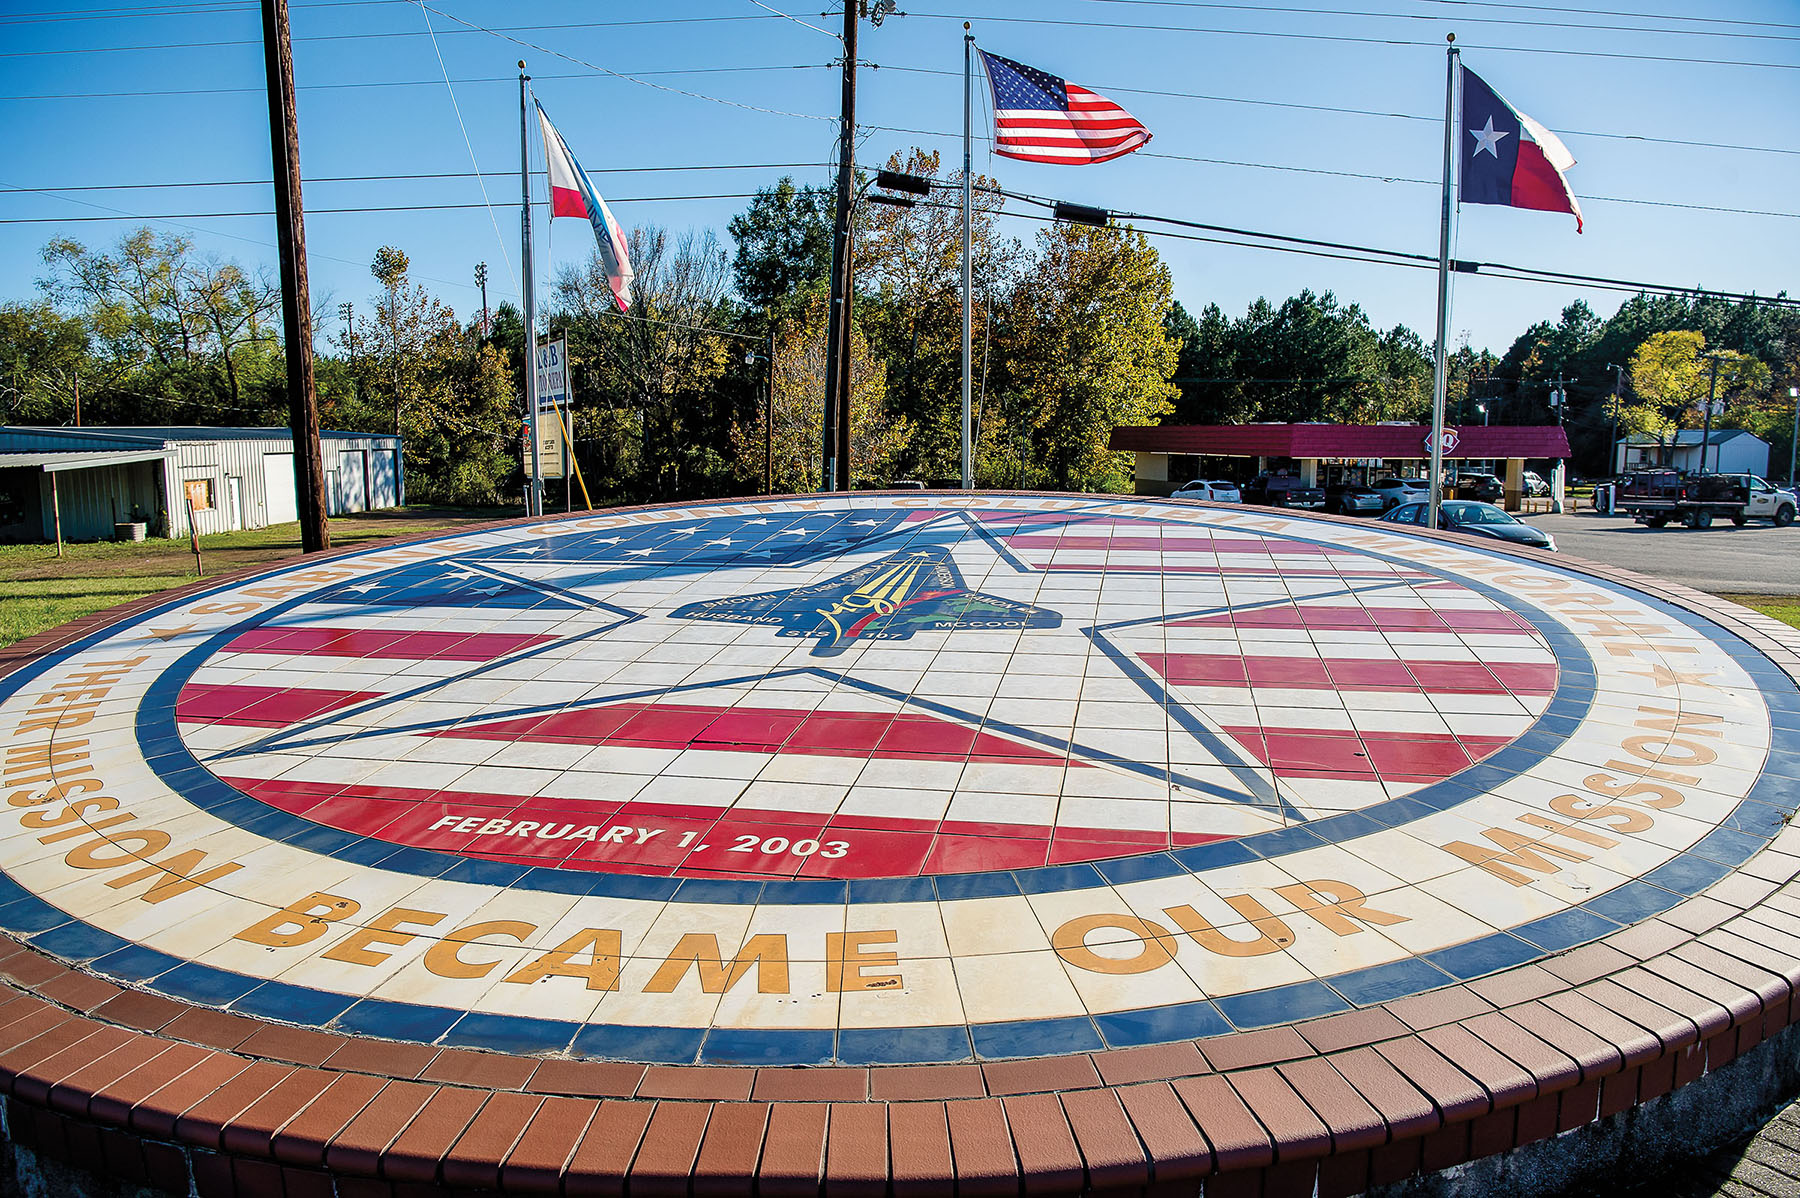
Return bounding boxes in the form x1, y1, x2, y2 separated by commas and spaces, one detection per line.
1379, 500, 1556, 551
1325, 483, 1385, 516
1523, 471, 1550, 497
1243, 474, 1326, 510
1171, 479, 1241, 503
1369, 477, 1430, 509
1449, 473, 1504, 503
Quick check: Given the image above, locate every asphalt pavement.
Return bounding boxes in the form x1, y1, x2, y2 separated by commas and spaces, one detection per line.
1513, 508, 1800, 595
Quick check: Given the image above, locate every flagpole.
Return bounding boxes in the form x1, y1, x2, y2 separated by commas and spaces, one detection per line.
1427, 34, 1459, 533
520, 64, 543, 518
961, 26, 974, 491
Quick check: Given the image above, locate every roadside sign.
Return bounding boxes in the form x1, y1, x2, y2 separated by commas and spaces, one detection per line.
523, 413, 567, 479
535, 335, 568, 412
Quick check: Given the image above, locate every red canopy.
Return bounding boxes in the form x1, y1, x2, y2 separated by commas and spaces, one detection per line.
1108, 423, 1570, 460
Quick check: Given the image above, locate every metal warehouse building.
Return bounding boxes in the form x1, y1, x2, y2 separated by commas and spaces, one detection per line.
0, 426, 403, 544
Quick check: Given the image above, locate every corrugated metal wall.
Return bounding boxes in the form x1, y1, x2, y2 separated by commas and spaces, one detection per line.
4, 430, 403, 543
30, 461, 163, 542
169, 433, 403, 536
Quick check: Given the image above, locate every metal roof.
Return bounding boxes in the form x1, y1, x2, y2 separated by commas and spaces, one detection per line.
1621, 429, 1760, 447
0, 426, 399, 451
0, 448, 176, 473
1108, 423, 1572, 459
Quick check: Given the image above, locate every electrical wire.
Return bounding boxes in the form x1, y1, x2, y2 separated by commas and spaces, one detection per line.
897, 195, 1799, 307
0, 66, 833, 101
871, 63, 1800, 158
1069, 0, 1800, 43
904, 11, 1800, 70
0, 165, 833, 198
0, 195, 767, 225
417, 0, 515, 293
0, 14, 794, 57
411, 4, 837, 124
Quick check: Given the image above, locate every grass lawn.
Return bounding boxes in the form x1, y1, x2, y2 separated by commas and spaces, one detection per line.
1717, 594, 1800, 632
0, 505, 519, 648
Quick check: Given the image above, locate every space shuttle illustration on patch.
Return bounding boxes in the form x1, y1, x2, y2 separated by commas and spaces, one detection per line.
672, 548, 1061, 656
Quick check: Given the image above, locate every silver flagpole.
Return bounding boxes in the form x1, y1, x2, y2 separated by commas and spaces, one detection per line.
1427, 36, 1459, 532
961, 27, 975, 491
520, 65, 543, 518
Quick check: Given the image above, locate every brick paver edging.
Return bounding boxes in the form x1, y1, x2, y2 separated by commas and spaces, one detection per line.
1, 495, 1798, 1197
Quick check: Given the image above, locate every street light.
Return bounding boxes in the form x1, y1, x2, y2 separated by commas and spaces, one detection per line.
1475, 402, 1489, 426
1788, 385, 1798, 487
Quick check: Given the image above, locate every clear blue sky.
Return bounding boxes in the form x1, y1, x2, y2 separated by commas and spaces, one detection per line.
3, 0, 1796, 364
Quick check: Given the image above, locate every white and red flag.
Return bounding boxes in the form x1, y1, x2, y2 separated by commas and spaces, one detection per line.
1458, 66, 1583, 232
978, 50, 1151, 165
535, 101, 634, 310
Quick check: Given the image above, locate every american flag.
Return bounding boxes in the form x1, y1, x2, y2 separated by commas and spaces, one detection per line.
979, 50, 1151, 165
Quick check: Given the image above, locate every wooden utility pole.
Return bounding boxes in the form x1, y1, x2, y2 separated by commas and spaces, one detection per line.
260, 0, 330, 553
819, 2, 858, 493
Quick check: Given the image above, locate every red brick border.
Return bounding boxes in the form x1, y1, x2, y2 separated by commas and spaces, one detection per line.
2, 495, 1798, 1196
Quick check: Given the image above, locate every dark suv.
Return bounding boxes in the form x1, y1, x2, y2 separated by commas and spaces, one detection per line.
1450, 474, 1504, 503
1244, 474, 1326, 510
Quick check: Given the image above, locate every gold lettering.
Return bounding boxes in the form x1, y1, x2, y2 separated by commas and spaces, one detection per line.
502, 928, 622, 991
1442, 827, 1591, 886
827, 930, 903, 991
64, 829, 173, 869
234, 891, 361, 948
645, 933, 790, 994
1051, 915, 1175, 974
321, 907, 446, 967
1271, 880, 1408, 937
424, 920, 536, 980
1163, 896, 1295, 956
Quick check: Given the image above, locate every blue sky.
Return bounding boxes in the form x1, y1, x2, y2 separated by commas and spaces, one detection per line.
2, 0, 1795, 359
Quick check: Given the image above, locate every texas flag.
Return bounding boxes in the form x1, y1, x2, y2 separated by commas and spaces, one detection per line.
536, 101, 634, 311
1459, 66, 1583, 233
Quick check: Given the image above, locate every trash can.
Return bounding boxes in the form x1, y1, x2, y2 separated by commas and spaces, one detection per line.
1593, 484, 1614, 515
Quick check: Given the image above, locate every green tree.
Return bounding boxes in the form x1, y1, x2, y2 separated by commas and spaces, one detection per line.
727, 179, 835, 311
731, 289, 908, 492
1002, 224, 1178, 491
0, 301, 90, 424
1625, 330, 1705, 466
855, 148, 1011, 480
555, 228, 741, 500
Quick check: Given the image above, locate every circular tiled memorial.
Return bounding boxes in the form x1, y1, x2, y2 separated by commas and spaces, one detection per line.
3, 492, 1799, 1197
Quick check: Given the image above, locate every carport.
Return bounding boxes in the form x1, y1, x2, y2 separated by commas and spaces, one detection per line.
1108, 423, 1573, 511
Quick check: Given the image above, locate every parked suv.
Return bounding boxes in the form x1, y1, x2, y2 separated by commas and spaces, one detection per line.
1325, 483, 1385, 516
1370, 477, 1430, 509
1450, 473, 1504, 503
1244, 474, 1326, 510
1171, 479, 1241, 503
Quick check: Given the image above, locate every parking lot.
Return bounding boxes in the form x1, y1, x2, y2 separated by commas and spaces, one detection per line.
1499, 508, 1800, 595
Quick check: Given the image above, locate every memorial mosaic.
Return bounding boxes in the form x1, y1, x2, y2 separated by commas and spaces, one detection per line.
1, 493, 1793, 1065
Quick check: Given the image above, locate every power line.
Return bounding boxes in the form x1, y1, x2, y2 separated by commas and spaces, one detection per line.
0, 13, 791, 57
905, 11, 1800, 70
0, 195, 766, 225
861, 124, 1799, 221
1403, 0, 1800, 34
872, 63, 1800, 157
0, 64, 829, 101
1069, 0, 1800, 42
0, 164, 831, 195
